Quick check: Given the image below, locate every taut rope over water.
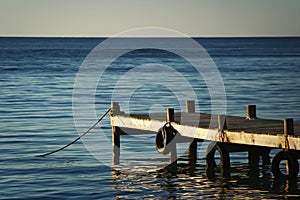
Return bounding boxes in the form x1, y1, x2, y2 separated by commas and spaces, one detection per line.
36, 107, 111, 157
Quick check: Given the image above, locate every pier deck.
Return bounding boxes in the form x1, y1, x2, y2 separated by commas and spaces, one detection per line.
111, 111, 300, 150
110, 101, 300, 179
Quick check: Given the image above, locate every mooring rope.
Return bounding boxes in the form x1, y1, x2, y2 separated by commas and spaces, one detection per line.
36, 107, 111, 157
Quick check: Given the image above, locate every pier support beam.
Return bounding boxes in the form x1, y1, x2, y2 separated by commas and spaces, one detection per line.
112, 102, 120, 165
187, 100, 197, 171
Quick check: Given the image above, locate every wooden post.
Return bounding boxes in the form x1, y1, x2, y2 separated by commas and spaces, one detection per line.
246, 105, 256, 120
166, 108, 175, 124
186, 100, 195, 113
111, 102, 120, 116
217, 115, 230, 179
248, 149, 260, 178
218, 143, 231, 179
284, 118, 294, 136
167, 108, 177, 172
112, 102, 120, 165
218, 114, 227, 131
218, 114, 227, 144
284, 118, 294, 175
187, 100, 197, 171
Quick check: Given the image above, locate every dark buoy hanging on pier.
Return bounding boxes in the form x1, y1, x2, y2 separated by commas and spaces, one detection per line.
271, 151, 299, 179
156, 108, 178, 155
271, 118, 299, 179
156, 124, 178, 155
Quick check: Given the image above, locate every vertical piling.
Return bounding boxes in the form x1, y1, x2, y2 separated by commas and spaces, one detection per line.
247, 106, 259, 173
186, 100, 195, 113
284, 118, 294, 175
166, 108, 175, 124
284, 118, 294, 136
112, 102, 120, 165
167, 108, 177, 172
248, 149, 260, 177
217, 115, 230, 178
218, 114, 228, 144
246, 105, 257, 120
187, 100, 197, 171
218, 114, 227, 132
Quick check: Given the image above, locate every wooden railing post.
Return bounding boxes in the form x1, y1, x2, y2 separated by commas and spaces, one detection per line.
187, 100, 197, 170
166, 108, 175, 124
283, 118, 294, 175
112, 102, 120, 165
186, 100, 195, 113
218, 114, 227, 131
284, 118, 294, 136
246, 105, 257, 120
111, 102, 120, 116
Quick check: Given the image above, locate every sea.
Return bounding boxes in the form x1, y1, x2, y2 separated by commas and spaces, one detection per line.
1, 37, 300, 199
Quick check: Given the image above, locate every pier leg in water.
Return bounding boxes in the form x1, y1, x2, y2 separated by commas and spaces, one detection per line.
220, 144, 230, 179
112, 126, 120, 165
111, 102, 121, 165
218, 115, 230, 179
206, 143, 231, 180
188, 140, 197, 172
273, 177, 298, 194
186, 100, 198, 172
167, 108, 177, 174
248, 149, 260, 178
262, 149, 271, 165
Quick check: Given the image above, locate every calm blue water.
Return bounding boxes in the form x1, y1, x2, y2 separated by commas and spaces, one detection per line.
1, 37, 300, 199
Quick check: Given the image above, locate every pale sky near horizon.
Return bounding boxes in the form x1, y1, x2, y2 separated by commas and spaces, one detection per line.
0, 0, 300, 37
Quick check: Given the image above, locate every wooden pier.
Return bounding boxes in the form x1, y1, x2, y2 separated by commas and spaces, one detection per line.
110, 101, 300, 179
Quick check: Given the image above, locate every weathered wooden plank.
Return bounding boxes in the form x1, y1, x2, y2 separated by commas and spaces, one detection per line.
129, 112, 300, 136
111, 115, 164, 131
223, 130, 284, 148
111, 114, 300, 150
288, 137, 300, 150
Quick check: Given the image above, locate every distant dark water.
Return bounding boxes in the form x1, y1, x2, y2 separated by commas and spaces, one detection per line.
0, 37, 300, 199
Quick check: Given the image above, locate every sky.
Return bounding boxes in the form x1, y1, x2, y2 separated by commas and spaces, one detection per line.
0, 0, 300, 37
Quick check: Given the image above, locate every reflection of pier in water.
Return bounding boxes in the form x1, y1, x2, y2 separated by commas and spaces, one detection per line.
110, 100, 300, 193
111, 163, 299, 197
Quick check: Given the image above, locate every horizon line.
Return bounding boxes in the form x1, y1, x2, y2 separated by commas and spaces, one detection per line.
1, 35, 300, 38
